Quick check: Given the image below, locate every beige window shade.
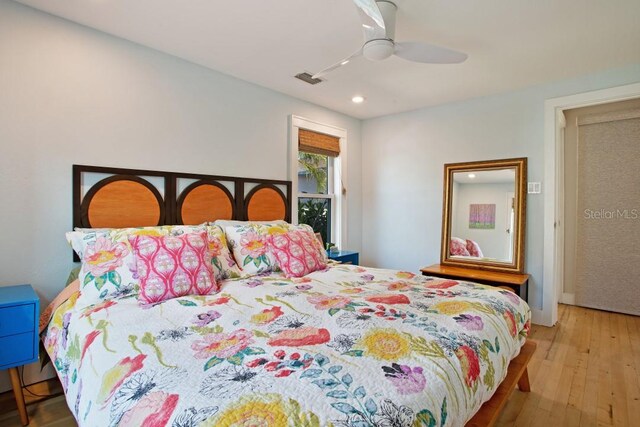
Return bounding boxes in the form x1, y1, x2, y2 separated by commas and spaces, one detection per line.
298, 129, 340, 157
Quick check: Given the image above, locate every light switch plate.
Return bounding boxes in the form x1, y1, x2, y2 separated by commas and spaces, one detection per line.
528, 182, 541, 194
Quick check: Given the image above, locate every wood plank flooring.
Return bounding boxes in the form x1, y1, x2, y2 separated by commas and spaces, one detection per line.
0, 378, 74, 426
496, 304, 640, 427
0, 304, 637, 426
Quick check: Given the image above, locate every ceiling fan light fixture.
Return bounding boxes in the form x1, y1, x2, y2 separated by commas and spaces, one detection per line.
363, 39, 394, 61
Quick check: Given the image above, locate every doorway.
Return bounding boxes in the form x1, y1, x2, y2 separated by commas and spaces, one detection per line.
561, 98, 640, 315
541, 82, 640, 327
506, 192, 515, 262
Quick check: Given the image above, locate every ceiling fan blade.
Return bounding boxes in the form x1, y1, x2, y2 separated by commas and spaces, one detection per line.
353, 0, 386, 40
394, 41, 468, 64
311, 49, 363, 80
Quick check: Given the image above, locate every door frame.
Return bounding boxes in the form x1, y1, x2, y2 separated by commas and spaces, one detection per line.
541, 82, 640, 327
506, 191, 515, 262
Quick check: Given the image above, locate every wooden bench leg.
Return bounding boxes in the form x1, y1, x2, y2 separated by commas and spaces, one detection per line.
9, 367, 29, 426
517, 367, 531, 392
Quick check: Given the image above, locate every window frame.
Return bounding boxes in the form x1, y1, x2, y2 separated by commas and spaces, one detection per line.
289, 115, 347, 249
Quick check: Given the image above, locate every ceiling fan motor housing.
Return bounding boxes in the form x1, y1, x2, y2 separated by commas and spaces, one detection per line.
363, 39, 395, 61
362, 1, 397, 61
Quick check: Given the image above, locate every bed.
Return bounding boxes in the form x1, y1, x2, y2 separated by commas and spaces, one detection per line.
40, 165, 533, 426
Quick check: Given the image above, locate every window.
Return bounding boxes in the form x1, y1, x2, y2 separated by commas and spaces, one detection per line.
290, 119, 346, 250
298, 152, 333, 245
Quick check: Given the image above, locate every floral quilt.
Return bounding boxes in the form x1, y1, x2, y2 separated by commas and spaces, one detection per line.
43, 264, 530, 427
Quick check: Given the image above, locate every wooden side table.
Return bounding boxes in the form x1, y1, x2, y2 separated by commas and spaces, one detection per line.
421, 264, 529, 301
0, 285, 39, 426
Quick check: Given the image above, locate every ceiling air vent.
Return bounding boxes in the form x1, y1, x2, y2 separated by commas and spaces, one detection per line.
295, 72, 323, 85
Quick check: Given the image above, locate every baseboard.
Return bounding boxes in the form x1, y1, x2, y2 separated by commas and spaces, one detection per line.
561, 293, 575, 305
530, 308, 547, 326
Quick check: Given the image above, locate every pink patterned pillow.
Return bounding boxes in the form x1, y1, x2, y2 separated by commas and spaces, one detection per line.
450, 237, 471, 256
129, 232, 218, 304
268, 229, 327, 278
466, 239, 484, 257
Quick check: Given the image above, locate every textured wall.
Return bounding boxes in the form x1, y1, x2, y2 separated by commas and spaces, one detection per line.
563, 97, 640, 295
574, 111, 640, 315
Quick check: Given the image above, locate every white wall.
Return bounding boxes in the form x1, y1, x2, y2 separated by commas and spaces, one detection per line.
361, 63, 640, 318
452, 183, 513, 261
0, 1, 362, 389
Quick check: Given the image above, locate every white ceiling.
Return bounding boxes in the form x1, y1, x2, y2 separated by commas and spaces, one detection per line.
15, 0, 640, 119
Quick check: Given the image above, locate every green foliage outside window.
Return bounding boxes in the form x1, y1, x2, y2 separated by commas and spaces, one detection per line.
298, 152, 328, 193
298, 198, 330, 246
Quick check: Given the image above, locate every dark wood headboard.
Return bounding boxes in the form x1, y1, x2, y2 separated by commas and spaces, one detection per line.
73, 164, 292, 232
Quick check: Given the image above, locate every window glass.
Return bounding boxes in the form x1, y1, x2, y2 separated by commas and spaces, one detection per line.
298, 152, 329, 195
298, 197, 331, 247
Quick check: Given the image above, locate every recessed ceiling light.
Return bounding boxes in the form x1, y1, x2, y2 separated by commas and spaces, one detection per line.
352, 95, 365, 104
468, 173, 476, 179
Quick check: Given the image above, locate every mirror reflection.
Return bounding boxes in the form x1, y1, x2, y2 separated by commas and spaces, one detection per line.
449, 168, 516, 263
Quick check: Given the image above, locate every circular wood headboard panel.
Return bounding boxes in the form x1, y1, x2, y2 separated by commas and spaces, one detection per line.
178, 181, 234, 225
245, 185, 287, 221
82, 176, 163, 228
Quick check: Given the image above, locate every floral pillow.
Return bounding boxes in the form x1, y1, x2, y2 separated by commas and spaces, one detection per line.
268, 227, 328, 278
206, 225, 242, 280
450, 237, 471, 257
67, 225, 210, 308
212, 219, 287, 229
466, 239, 484, 257
67, 229, 136, 308
225, 223, 291, 275
129, 231, 218, 305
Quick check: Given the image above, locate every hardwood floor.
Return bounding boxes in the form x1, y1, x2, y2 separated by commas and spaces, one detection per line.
496, 304, 640, 427
0, 378, 74, 427
0, 304, 637, 426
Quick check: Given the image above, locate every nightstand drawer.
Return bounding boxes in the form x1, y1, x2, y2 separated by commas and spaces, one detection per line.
0, 304, 36, 337
327, 250, 359, 266
0, 332, 36, 368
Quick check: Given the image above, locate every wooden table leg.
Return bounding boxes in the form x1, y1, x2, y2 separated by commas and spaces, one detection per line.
8, 367, 29, 426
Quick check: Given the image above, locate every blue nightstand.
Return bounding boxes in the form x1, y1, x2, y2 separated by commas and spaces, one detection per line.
0, 285, 39, 426
327, 250, 359, 265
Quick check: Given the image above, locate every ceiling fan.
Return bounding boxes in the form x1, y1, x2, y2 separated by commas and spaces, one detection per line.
312, 0, 467, 79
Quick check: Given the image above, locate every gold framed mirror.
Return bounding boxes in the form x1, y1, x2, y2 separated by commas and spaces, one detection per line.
441, 158, 527, 273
